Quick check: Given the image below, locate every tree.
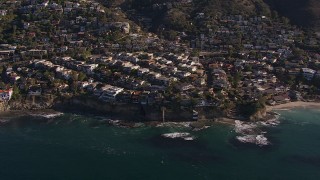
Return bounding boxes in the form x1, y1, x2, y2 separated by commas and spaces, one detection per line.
78, 72, 87, 81
11, 85, 21, 100
190, 97, 197, 108
81, 49, 92, 60
244, 64, 253, 72
257, 96, 267, 108
70, 81, 78, 94
292, 47, 306, 58
130, 69, 138, 76
0, 82, 6, 89
44, 71, 54, 81
271, 10, 279, 20
281, 16, 290, 25
1, 65, 7, 80
190, 49, 200, 57
163, 30, 178, 41
232, 72, 242, 88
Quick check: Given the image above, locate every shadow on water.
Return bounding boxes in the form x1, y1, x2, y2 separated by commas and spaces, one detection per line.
0, 113, 110, 129
278, 119, 291, 125
0, 115, 50, 127
170, 151, 225, 165
282, 155, 320, 167
87, 119, 110, 128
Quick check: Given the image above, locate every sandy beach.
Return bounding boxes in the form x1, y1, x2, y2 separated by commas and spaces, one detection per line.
266, 101, 320, 111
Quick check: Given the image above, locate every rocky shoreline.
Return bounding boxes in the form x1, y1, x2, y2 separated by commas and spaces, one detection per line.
0, 106, 283, 147
1, 96, 317, 126
1, 95, 221, 122
5, 98, 314, 148
0, 98, 287, 147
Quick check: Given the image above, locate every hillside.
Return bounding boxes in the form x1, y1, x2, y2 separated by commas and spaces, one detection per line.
118, 0, 272, 39
101, 0, 320, 34
264, 0, 320, 31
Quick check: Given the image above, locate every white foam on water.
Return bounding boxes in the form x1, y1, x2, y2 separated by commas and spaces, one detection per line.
259, 117, 280, 127
234, 117, 279, 146
192, 126, 210, 131
29, 112, 64, 119
156, 122, 191, 128
234, 120, 257, 134
161, 132, 195, 141
236, 134, 270, 146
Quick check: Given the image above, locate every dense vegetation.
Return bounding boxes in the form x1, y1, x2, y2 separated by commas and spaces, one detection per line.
264, 0, 320, 31
121, 0, 272, 36
102, 0, 320, 36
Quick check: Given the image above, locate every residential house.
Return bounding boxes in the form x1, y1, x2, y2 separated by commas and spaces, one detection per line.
301, 68, 316, 80
28, 86, 42, 96
0, 88, 13, 101
137, 68, 150, 76
273, 94, 290, 104
99, 85, 124, 102
0, 10, 7, 16
28, 49, 47, 58
175, 71, 191, 78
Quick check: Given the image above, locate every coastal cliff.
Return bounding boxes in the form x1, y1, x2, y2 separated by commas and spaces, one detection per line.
8, 95, 55, 110
54, 96, 196, 121
2, 95, 223, 122
49, 95, 220, 121
249, 107, 267, 121
0, 102, 9, 112
1, 94, 272, 123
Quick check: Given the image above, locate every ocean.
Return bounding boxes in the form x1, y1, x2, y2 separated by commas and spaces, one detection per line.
0, 108, 320, 180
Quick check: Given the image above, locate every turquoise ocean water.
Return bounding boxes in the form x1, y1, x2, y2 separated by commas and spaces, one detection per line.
0, 108, 320, 180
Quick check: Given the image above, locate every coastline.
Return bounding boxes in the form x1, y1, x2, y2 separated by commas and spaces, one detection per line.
0, 109, 63, 118
266, 101, 320, 112
2, 101, 319, 146
2, 100, 320, 125
216, 101, 320, 125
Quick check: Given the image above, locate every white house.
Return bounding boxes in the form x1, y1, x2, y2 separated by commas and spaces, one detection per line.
99, 85, 124, 102
138, 68, 150, 76
0, 10, 7, 16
